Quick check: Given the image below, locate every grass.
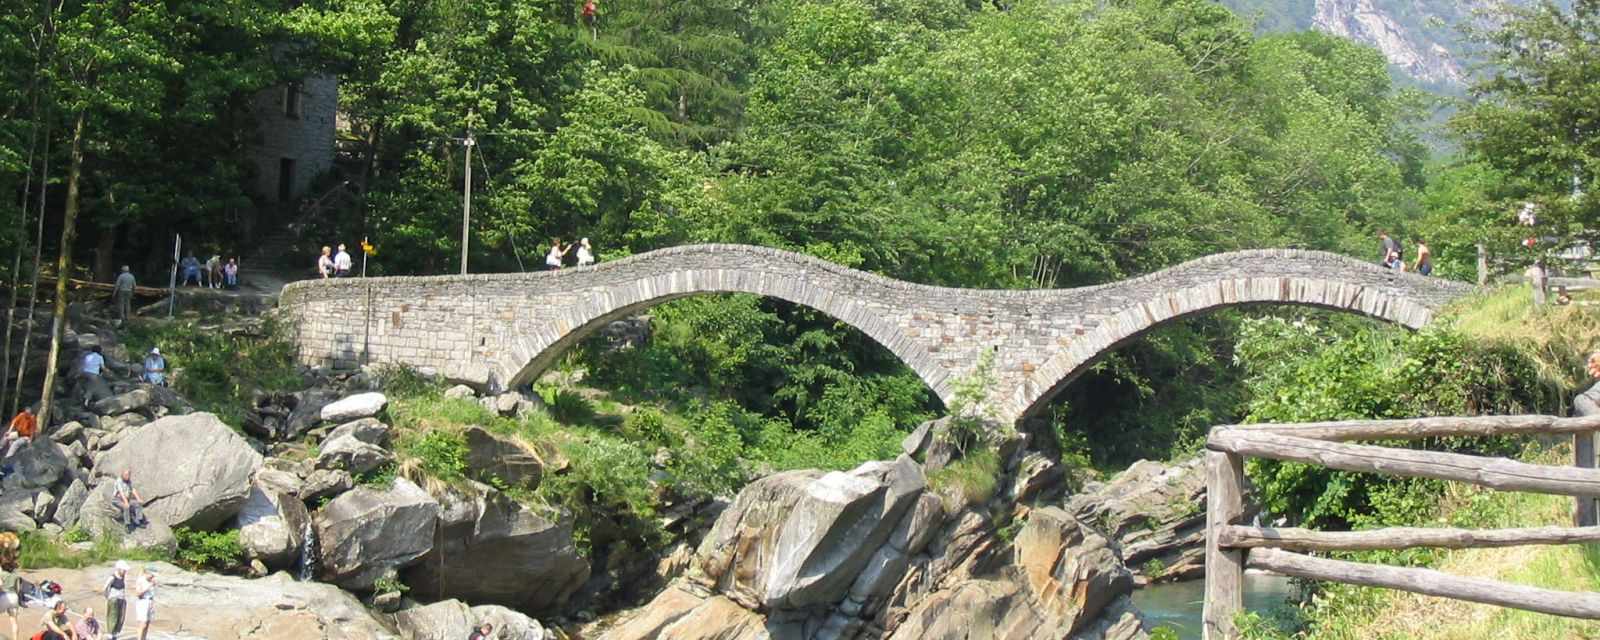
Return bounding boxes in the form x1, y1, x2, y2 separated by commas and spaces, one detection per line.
1445, 285, 1600, 392
18, 531, 166, 570
120, 318, 302, 427
927, 447, 1000, 512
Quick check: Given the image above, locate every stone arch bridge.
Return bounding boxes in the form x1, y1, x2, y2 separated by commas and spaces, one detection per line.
279, 245, 1474, 423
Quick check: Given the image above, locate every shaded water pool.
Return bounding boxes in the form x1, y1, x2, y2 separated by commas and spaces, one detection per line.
1131, 572, 1299, 639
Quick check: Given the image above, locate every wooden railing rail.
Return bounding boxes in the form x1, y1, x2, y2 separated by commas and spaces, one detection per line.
1202, 416, 1600, 639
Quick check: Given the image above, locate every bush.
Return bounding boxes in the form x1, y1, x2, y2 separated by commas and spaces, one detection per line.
121, 319, 302, 428
376, 365, 442, 399
174, 528, 245, 572
928, 447, 1000, 511
398, 430, 469, 481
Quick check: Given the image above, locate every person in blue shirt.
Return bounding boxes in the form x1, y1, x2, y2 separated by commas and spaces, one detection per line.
141, 349, 165, 387
179, 254, 202, 286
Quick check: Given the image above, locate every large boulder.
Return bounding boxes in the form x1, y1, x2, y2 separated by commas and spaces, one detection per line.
91, 388, 152, 416
52, 477, 88, 527
75, 483, 178, 554
2, 439, 71, 493
327, 418, 391, 447
302, 469, 355, 504
600, 586, 768, 640
393, 600, 548, 640
693, 455, 925, 612
316, 478, 440, 590
462, 426, 541, 489
1014, 507, 1135, 633
403, 483, 587, 613
238, 481, 314, 570
320, 393, 388, 423
286, 388, 342, 439
316, 435, 395, 475
91, 412, 263, 530
1067, 457, 1222, 583
31, 562, 398, 640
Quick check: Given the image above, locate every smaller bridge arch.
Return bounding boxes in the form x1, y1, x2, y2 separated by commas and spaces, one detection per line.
279, 246, 1474, 424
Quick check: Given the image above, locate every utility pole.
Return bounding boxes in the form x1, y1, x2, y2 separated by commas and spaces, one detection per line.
460, 111, 475, 275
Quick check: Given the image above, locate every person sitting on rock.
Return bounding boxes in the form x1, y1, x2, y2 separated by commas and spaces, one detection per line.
74, 606, 101, 640
114, 470, 149, 529
468, 622, 494, 640
40, 599, 73, 640
2, 405, 36, 461
141, 348, 166, 387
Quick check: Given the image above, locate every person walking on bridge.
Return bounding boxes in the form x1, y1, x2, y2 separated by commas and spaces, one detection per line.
317, 246, 334, 279
576, 237, 595, 266
1378, 231, 1401, 267
545, 238, 573, 270
113, 266, 136, 326
334, 244, 353, 277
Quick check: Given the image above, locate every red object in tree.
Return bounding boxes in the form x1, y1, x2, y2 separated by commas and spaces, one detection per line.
582, 0, 596, 19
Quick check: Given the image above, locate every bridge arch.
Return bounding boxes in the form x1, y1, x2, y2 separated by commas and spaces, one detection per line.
1007, 252, 1461, 420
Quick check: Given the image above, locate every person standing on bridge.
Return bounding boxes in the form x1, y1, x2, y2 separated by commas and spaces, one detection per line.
334, 244, 354, 277
546, 238, 573, 270
1378, 231, 1402, 267
1413, 239, 1432, 276
577, 237, 595, 266
317, 246, 334, 279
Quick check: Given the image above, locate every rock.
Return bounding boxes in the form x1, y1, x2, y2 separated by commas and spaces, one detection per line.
256, 468, 305, 497
395, 599, 472, 640
51, 421, 85, 445
462, 426, 541, 489
0, 491, 38, 531
444, 385, 476, 400
1014, 507, 1134, 633
1067, 457, 1224, 583
693, 455, 925, 612
316, 477, 440, 590
468, 605, 546, 640
320, 392, 388, 423
885, 578, 1040, 640
287, 388, 341, 439
491, 392, 522, 417
302, 469, 355, 504
238, 481, 313, 570
34, 491, 57, 523
404, 482, 587, 614
91, 388, 152, 416
327, 418, 391, 447
316, 435, 395, 475
75, 486, 178, 554
2, 440, 70, 492
91, 412, 263, 529
98, 411, 148, 434
1069, 595, 1148, 640
901, 419, 934, 459
27, 562, 398, 640
52, 478, 88, 527
600, 586, 767, 640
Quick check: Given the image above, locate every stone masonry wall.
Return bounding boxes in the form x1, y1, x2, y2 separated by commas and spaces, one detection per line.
248, 74, 337, 206
279, 245, 1474, 423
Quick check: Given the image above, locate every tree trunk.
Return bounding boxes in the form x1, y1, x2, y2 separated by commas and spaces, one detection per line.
93, 223, 115, 282
12, 116, 51, 418
37, 110, 85, 430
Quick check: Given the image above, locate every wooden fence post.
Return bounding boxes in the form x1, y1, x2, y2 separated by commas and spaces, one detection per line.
1578, 431, 1598, 526
1477, 243, 1488, 286
1204, 450, 1246, 639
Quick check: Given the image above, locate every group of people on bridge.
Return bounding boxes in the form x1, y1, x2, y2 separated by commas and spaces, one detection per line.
1378, 231, 1432, 276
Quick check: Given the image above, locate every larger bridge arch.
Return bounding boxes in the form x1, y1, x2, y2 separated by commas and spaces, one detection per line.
279, 245, 1474, 423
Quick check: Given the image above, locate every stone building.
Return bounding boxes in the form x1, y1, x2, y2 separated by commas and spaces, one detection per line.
248, 74, 338, 209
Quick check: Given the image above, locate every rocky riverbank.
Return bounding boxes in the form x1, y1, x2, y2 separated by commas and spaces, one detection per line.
0, 307, 1224, 639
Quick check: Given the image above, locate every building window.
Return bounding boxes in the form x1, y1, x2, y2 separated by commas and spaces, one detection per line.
284, 83, 301, 119
278, 158, 296, 202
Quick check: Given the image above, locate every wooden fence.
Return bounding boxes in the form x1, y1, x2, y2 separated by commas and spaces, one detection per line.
1203, 415, 1600, 639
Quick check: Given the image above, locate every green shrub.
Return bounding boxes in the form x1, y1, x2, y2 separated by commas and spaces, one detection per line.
174, 528, 245, 572
121, 319, 302, 428
399, 430, 469, 481
17, 531, 166, 570
372, 574, 409, 595
928, 447, 1000, 511
376, 364, 442, 399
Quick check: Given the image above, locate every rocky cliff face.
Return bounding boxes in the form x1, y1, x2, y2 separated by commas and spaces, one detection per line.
1223, 0, 1523, 88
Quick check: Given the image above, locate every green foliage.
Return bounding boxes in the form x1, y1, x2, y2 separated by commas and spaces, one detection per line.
16, 531, 165, 570
1235, 315, 1556, 529
398, 430, 469, 481
538, 433, 660, 552
927, 447, 1000, 511
173, 527, 245, 572
372, 574, 409, 596
376, 365, 444, 400
121, 319, 302, 428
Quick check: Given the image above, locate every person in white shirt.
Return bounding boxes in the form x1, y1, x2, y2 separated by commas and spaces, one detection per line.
334, 244, 353, 277
133, 568, 156, 640
545, 238, 573, 270
576, 238, 595, 266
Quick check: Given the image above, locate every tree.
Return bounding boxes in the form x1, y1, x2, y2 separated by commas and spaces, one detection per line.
1454, 0, 1600, 249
